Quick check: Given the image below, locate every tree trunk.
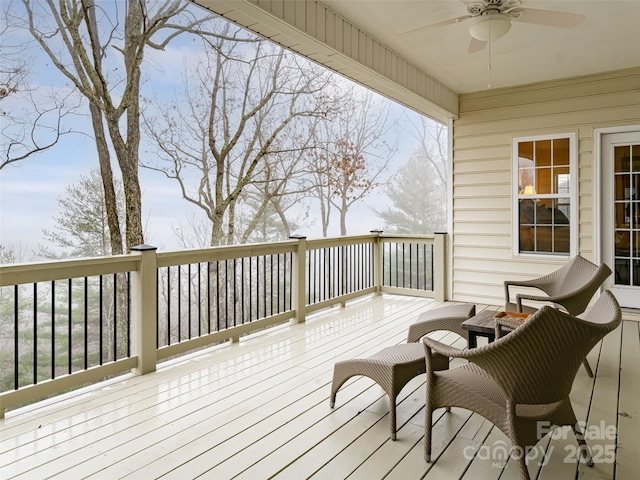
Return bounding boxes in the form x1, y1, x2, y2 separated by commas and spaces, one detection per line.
120, 0, 145, 249
89, 102, 124, 255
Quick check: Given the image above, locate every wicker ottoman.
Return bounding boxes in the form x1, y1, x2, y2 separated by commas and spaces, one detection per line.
330, 303, 476, 440
407, 303, 476, 343
329, 342, 449, 440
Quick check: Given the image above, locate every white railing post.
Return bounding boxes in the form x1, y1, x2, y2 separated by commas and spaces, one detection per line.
289, 235, 307, 324
370, 230, 384, 295
130, 244, 158, 375
434, 232, 447, 302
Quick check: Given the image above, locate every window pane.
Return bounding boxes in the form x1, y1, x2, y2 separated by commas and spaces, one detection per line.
519, 167, 534, 194
536, 140, 552, 167
616, 259, 630, 285
519, 141, 534, 161
553, 138, 570, 166
615, 146, 631, 172
519, 226, 535, 252
615, 174, 630, 201
555, 171, 570, 195
616, 231, 630, 257
536, 226, 553, 252
536, 167, 552, 194
554, 226, 570, 253
616, 203, 628, 228
634, 260, 640, 286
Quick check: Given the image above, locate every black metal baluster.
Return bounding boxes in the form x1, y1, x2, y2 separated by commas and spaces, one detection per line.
99, 275, 103, 365
225, 259, 229, 327
216, 261, 221, 331
155, 269, 159, 349
114, 273, 118, 359
401, 243, 406, 288
277, 254, 281, 313
289, 252, 292, 310
68, 279, 72, 374
167, 267, 171, 346
33, 283, 37, 384
127, 272, 131, 357
14, 285, 18, 389
409, 244, 413, 289
51, 280, 55, 379
394, 243, 398, 287
241, 258, 245, 325
423, 244, 427, 290
263, 256, 266, 318
198, 263, 202, 337
431, 244, 434, 292
308, 250, 312, 304
84, 277, 88, 370
207, 262, 211, 334
188, 264, 192, 340
250, 257, 254, 322
177, 265, 181, 342
233, 259, 237, 327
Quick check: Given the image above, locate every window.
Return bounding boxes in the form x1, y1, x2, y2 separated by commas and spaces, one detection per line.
513, 133, 577, 256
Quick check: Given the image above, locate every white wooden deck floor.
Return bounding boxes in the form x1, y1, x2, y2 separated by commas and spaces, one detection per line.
1, 295, 638, 480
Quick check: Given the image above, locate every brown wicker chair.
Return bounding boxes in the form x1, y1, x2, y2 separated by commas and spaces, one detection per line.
504, 255, 611, 316
422, 290, 621, 480
504, 255, 611, 376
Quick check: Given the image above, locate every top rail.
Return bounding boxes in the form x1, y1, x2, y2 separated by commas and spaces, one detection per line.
0, 255, 140, 287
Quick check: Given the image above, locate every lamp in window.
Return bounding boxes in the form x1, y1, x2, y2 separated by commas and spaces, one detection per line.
522, 185, 536, 195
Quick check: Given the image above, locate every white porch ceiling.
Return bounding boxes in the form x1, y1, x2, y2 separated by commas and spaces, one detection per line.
193, 1, 640, 120
321, 0, 640, 94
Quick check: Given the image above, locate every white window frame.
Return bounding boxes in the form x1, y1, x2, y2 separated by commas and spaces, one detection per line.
512, 132, 578, 257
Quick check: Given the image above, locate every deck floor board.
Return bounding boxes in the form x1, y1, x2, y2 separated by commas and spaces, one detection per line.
1, 295, 637, 480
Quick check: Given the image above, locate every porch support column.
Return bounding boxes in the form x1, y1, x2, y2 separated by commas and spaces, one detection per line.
130, 244, 157, 375
371, 230, 384, 295
434, 233, 447, 302
289, 235, 307, 324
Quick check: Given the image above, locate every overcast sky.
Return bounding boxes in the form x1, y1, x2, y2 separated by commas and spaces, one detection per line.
0, 6, 438, 256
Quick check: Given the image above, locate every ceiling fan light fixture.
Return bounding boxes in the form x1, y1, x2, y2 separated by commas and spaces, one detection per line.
469, 14, 512, 41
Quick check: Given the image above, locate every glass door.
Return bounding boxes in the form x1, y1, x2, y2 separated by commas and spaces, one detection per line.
603, 131, 640, 307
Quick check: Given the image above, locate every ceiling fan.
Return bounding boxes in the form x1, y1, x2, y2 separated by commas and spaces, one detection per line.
401, 0, 585, 54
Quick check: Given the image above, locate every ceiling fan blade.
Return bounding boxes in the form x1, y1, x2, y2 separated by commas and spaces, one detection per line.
468, 37, 488, 53
513, 8, 585, 29
399, 15, 471, 36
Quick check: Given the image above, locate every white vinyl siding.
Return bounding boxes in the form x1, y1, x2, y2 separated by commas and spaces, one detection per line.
451, 67, 640, 305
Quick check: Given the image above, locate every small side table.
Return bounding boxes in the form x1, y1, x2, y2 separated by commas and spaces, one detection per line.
461, 310, 497, 348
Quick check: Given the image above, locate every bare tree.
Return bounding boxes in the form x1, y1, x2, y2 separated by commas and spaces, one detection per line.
142, 26, 333, 245
309, 85, 397, 236
1, 3, 79, 170
16, 0, 252, 253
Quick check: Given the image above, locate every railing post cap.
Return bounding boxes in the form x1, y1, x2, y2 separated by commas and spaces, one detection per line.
289, 234, 307, 240
130, 244, 158, 251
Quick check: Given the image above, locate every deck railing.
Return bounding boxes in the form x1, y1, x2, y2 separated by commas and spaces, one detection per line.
0, 232, 446, 416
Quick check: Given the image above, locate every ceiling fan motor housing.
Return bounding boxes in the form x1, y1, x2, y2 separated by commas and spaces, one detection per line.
469, 13, 512, 41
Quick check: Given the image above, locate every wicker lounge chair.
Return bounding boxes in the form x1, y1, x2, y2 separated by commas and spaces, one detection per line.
504, 255, 611, 376
503, 255, 611, 316
422, 291, 621, 480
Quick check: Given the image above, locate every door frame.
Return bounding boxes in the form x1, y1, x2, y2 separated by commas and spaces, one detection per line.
594, 125, 640, 291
